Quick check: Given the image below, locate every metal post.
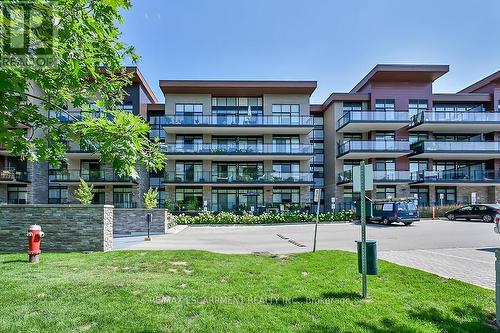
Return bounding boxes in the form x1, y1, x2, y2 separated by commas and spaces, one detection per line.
313, 193, 320, 252
360, 160, 367, 298
145, 213, 152, 241
496, 250, 500, 327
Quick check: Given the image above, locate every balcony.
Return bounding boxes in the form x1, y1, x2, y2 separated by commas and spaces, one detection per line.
65, 143, 97, 158
337, 140, 411, 159
409, 111, 500, 133
164, 171, 313, 186
163, 143, 314, 161
162, 115, 314, 135
337, 111, 409, 133
411, 169, 500, 186
50, 169, 137, 185
410, 141, 500, 160
0, 169, 30, 183
337, 170, 410, 185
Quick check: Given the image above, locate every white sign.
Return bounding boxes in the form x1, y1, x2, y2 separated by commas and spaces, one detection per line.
471, 192, 477, 204
331, 203, 336, 211
353, 164, 374, 192
314, 188, 321, 202
331, 197, 336, 204
280, 204, 284, 212
250, 206, 255, 212
439, 193, 444, 200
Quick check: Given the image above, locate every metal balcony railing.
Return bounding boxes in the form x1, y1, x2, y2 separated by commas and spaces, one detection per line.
162, 143, 313, 155
164, 171, 313, 184
410, 111, 500, 127
0, 169, 29, 182
50, 169, 136, 183
411, 140, 500, 153
338, 140, 410, 156
161, 115, 313, 126
412, 169, 500, 183
337, 170, 410, 184
337, 111, 409, 129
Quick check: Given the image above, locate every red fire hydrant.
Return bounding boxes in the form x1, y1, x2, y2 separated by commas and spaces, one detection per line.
27, 224, 45, 263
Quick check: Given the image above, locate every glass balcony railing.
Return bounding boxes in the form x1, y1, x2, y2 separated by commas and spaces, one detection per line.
337, 140, 410, 156
411, 141, 500, 153
337, 170, 410, 184
161, 115, 313, 126
162, 144, 313, 155
50, 169, 136, 183
164, 171, 313, 184
50, 111, 111, 122
411, 111, 500, 127
0, 168, 29, 182
412, 169, 500, 183
337, 111, 409, 129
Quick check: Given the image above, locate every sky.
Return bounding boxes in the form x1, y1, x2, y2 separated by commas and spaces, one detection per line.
120, 0, 500, 104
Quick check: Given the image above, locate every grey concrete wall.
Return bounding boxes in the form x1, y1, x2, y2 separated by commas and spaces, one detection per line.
31, 161, 49, 204
0, 205, 113, 253
113, 208, 168, 235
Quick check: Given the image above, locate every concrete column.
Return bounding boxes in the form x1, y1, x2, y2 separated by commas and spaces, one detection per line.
264, 160, 273, 172
263, 186, 273, 205
203, 185, 211, 210
429, 185, 436, 206
105, 185, 113, 205
0, 184, 7, 203
396, 184, 410, 198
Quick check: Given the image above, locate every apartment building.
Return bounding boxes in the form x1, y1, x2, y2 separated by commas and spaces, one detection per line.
146, 80, 317, 212
0, 67, 157, 207
319, 64, 500, 210
3, 64, 500, 212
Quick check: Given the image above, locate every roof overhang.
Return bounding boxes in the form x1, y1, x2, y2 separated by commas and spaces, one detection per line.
147, 103, 165, 112
432, 93, 492, 103
159, 80, 317, 96
458, 70, 500, 93
350, 64, 449, 93
126, 67, 159, 103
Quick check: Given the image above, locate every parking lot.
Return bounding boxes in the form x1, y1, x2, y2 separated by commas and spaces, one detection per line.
114, 219, 500, 289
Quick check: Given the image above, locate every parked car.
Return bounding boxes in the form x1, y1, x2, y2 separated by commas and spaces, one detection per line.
445, 204, 500, 223
370, 200, 419, 225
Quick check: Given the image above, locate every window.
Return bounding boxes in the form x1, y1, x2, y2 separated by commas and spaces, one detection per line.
342, 133, 362, 143
410, 160, 428, 180
113, 186, 134, 208
48, 186, 68, 204
272, 104, 300, 115
176, 135, 203, 152
116, 102, 134, 113
273, 162, 300, 179
175, 103, 203, 115
343, 161, 360, 172
313, 116, 324, 125
212, 163, 263, 181
149, 115, 166, 141
272, 136, 300, 152
375, 186, 396, 199
149, 171, 165, 187
343, 102, 362, 113
211, 188, 263, 212
375, 159, 395, 171
176, 162, 203, 182
92, 186, 106, 205
375, 99, 395, 111
8, 185, 27, 204
272, 188, 300, 207
436, 187, 456, 205
375, 132, 395, 141
409, 132, 427, 144
408, 99, 428, 118
433, 103, 484, 112
80, 161, 103, 181
433, 134, 480, 142
410, 186, 429, 207
175, 187, 203, 210
212, 97, 262, 107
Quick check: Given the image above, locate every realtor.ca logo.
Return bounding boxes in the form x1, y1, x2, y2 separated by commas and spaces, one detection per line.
0, 0, 57, 68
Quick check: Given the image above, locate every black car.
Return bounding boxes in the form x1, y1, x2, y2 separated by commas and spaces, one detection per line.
445, 204, 500, 223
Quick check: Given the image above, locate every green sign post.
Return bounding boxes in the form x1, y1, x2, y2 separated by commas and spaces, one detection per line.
353, 161, 373, 299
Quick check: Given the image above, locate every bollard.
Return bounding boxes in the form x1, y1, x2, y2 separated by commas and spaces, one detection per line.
432, 206, 436, 220
145, 213, 152, 241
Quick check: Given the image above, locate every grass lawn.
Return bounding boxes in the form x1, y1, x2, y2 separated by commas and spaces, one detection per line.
0, 250, 495, 333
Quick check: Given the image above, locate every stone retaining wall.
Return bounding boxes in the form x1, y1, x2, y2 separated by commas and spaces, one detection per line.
0, 205, 113, 253
113, 208, 168, 235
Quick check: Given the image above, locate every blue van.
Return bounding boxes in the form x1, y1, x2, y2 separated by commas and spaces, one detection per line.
370, 200, 419, 225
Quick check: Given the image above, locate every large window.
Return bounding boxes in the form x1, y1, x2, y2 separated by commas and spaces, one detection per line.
410, 186, 429, 207
272, 188, 300, 207
375, 132, 395, 141
212, 97, 262, 107
343, 102, 362, 113
374, 159, 395, 171
409, 132, 428, 145
408, 99, 428, 118
342, 133, 362, 143
176, 161, 203, 181
211, 188, 263, 212
113, 186, 134, 208
212, 162, 263, 181
433, 103, 484, 112
375, 99, 395, 111
436, 187, 456, 205
272, 104, 300, 125
410, 160, 429, 180
375, 186, 396, 199
149, 171, 165, 187
92, 186, 106, 205
175, 187, 203, 210
175, 103, 203, 115
48, 186, 68, 204
8, 185, 27, 204
80, 161, 103, 181
149, 115, 166, 141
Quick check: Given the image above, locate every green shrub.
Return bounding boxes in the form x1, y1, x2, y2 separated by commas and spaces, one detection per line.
74, 179, 94, 205
418, 205, 461, 218
172, 210, 353, 225
143, 187, 159, 209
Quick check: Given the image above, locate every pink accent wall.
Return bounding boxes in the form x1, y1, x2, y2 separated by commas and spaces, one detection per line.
361, 81, 433, 110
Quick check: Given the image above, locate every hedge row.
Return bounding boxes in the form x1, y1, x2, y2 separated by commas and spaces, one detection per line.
174, 211, 354, 225
418, 205, 461, 218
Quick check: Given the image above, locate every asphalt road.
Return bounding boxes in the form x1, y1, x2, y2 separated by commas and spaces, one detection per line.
114, 219, 500, 289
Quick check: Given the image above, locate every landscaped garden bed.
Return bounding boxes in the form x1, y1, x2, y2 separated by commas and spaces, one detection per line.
173, 211, 354, 225
0, 250, 495, 332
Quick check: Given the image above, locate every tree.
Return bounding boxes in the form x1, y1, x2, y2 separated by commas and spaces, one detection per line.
143, 187, 159, 209
74, 179, 94, 205
0, 0, 164, 178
